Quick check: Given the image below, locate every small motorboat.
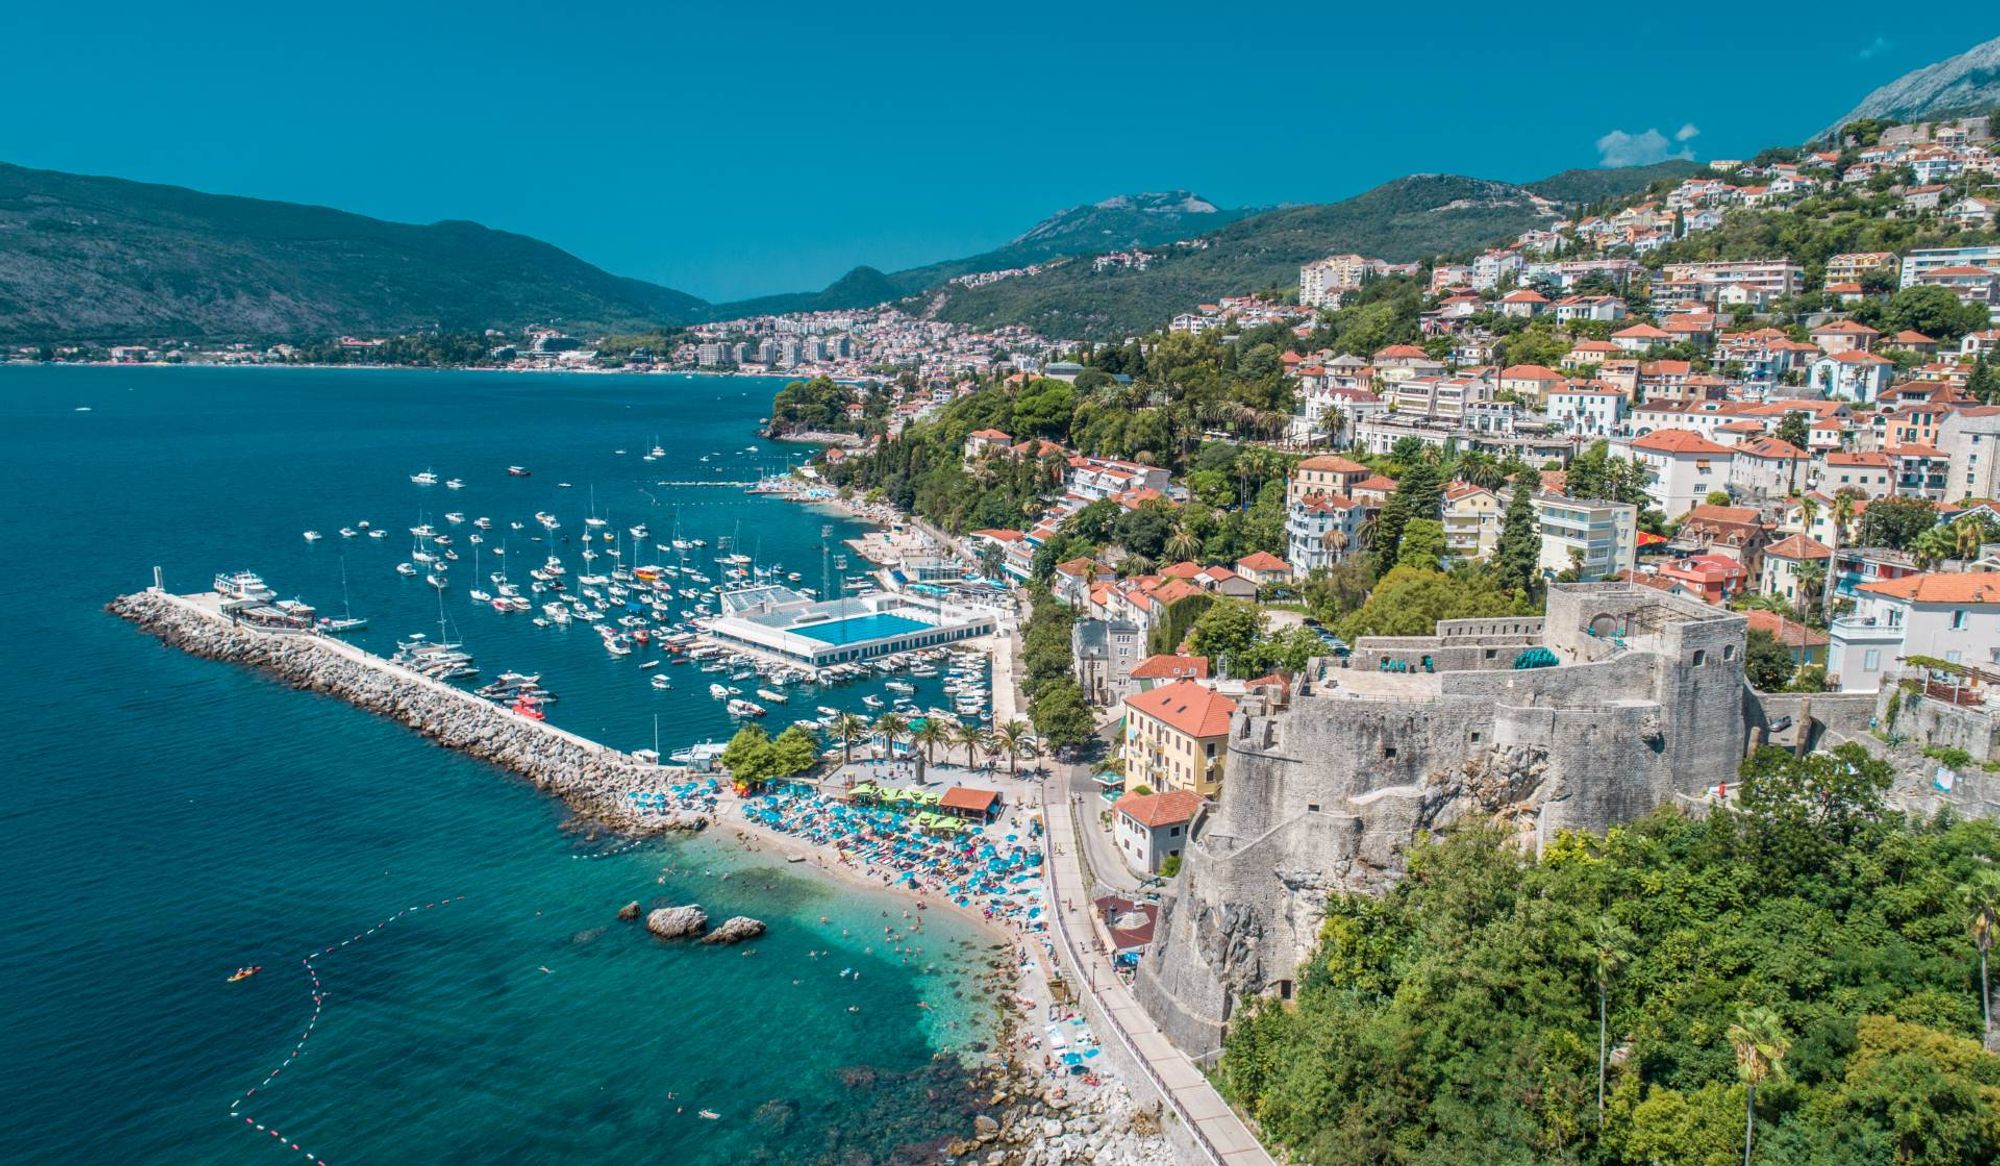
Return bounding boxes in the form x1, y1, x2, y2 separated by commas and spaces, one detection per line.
698, 1110, 720, 1121
508, 465, 532, 477
227, 966, 262, 983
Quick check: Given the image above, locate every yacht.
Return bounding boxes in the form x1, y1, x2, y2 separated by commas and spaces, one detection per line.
369, 529, 388, 539
651, 674, 672, 690
302, 530, 321, 542
508, 466, 532, 477
445, 512, 466, 524
214, 571, 276, 602
445, 478, 465, 489
396, 562, 418, 576
339, 527, 358, 539
410, 470, 439, 485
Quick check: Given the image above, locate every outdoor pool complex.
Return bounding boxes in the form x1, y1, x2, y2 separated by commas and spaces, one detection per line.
792, 613, 931, 645
704, 586, 998, 667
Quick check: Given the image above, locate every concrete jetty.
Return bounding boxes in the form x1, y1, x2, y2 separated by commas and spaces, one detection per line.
108, 588, 706, 832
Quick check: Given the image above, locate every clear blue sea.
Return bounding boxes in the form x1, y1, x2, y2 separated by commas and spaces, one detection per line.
0, 366, 1006, 1165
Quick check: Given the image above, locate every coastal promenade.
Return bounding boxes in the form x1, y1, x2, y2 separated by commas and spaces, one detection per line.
1039, 779, 1273, 1166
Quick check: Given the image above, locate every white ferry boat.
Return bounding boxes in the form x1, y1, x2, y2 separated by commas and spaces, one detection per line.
214, 570, 276, 602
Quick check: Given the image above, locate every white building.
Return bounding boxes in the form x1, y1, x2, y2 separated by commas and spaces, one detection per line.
1110, 790, 1202, 874
1285, 493, 1364, 576
1614, 429, 1736, 519
1941, 406, 2000, 502
1828, 573, 2000, 692
1533, 494, 1638, 582
1545, 386, 1627, 438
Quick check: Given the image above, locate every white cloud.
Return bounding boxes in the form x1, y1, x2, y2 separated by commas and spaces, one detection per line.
1596, 126, 1698, 168
1858, 36, 1891, 61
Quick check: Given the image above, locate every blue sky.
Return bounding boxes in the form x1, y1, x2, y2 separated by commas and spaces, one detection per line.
2, 4, 1990, 301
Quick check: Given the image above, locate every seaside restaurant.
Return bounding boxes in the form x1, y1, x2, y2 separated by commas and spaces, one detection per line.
939, 785, 1001, 824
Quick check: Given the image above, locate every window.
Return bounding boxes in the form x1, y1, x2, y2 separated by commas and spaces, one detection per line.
1307, 803, 1321, 813
1863, 649, 1881, 671
1692, 649, 1707, 666
1384, 745, 1398, 759
1953, 609, 1968, 630
1724, 644, 1736, 661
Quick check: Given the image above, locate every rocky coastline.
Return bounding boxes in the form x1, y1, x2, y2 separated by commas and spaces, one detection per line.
107, 589, 705, 833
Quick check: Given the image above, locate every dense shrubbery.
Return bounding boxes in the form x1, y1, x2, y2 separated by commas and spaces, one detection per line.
1221, 744, 2000, 1166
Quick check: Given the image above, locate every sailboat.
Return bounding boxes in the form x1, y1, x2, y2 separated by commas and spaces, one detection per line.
319, 556, 368, 633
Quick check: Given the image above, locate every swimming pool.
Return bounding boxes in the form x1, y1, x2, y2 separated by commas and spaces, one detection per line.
789, 612, 932, 645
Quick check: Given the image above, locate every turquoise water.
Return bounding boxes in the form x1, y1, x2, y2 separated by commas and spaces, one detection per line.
0, 366, 1007, 1165
792, 613, 931, 645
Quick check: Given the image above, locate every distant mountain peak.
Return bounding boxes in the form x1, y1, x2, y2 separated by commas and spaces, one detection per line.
1088, 191, 1221, 214
1827, 34, 2000, 134
1012, 192, 1243, 247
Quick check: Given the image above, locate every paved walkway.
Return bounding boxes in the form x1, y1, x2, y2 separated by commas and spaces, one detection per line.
1039, 779, 1272, 1166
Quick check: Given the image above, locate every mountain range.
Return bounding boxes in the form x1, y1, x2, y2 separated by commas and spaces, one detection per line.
21, 28, 2000, 349
1826, 34, 2000, 134
0, 160, 1693, 346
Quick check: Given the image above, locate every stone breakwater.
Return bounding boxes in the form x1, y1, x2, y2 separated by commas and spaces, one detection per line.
107, 589, 706, 834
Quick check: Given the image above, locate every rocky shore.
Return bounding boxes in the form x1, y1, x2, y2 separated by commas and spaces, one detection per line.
107, 589, 705, 833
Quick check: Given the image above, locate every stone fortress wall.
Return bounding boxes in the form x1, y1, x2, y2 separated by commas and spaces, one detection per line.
1136, 583, 1752, 1059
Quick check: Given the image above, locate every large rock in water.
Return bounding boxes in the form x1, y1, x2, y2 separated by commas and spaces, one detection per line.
645, 905, 708, 939
701, 916, 767, 945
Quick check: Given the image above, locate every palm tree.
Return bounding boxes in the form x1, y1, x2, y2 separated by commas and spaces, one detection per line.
1795, 560, 1827, 614
1823, 491, 1858, 626
1727, 1006, 1790, 1166
1797, 495, 1820, 538
1954, 516, 1987, 562
1320, 526, 1350, 561
1913, 524, 1955, 570
992, 719, 1037, 774
1118, 553, 1156, 577
951, 720, 986, 768
1965, 868, 2000, 1048
1354, 513, 1380, 552
833, 713, 868, 764
1590, 919, 1635, 1126
1164, 523, 1203, 564
913, 718, 951, 766
873, 712, 907, 761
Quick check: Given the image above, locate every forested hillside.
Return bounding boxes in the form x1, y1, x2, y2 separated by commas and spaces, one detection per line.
0, 163, 707, 343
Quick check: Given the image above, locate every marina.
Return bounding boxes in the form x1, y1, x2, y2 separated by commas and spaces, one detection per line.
11, 366, 1081, 1166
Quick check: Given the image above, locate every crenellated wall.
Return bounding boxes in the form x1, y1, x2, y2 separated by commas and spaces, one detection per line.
1137, 584, 1752, 1059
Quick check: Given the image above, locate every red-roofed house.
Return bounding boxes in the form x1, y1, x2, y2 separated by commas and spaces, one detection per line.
1349, 475, 1398, 506
1618, 429, 1737, 518
1742, 608, 1828, 668
1234, 551, 1292, 586
1288, 454, 1371, 504
1759, 533, 1831, 607
1122, 680, 1237, 798
1612, 323, 1674, 353
1111, 790, 1203, 874
963, 428, 1013, 460
1130, 654, 1211, 695
1831, 572, 2000, 692
1499, 288, 1549, 318
1654, 553, 1749, 604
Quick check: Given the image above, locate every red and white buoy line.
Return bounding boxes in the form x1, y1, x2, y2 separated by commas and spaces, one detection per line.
228, 896, 465, 1164
571, 836, 650, 860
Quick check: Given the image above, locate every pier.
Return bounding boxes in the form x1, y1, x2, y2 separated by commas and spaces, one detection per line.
109, 587, 705, 830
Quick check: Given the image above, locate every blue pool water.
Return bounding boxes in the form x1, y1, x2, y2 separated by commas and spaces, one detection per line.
791, 612, 931, 645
